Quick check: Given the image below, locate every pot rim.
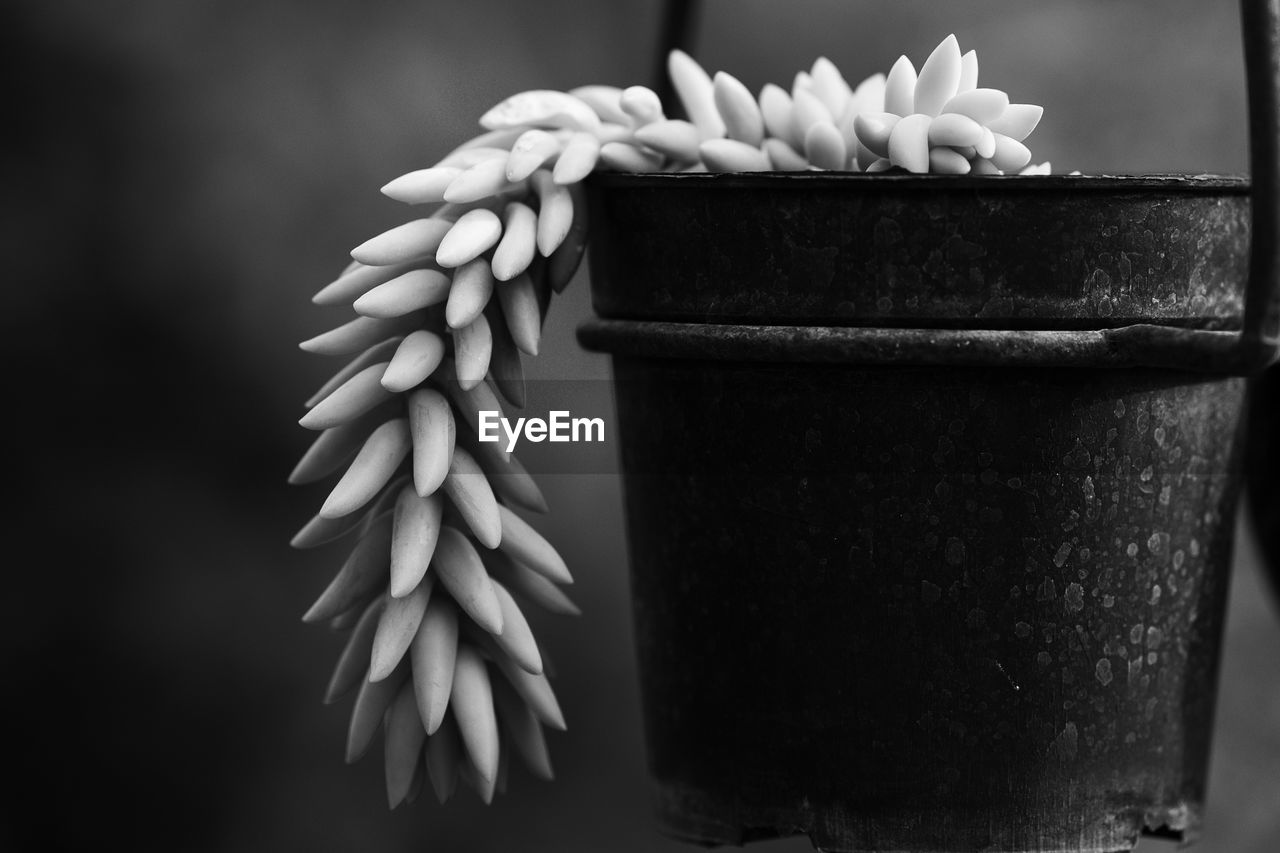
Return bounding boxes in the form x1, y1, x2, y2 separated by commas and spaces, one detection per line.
588, 172, 1251, 194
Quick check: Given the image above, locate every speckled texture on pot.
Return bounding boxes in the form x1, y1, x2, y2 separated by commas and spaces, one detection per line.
606, 358, 1245, 853
586, 174, 1252, 331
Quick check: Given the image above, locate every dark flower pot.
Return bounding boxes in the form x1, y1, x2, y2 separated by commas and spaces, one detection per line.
575, 4, 1279, 850
579, 173, 1259, 852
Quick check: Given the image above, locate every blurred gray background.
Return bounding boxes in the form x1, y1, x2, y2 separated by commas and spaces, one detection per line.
5, 0, 1278, 850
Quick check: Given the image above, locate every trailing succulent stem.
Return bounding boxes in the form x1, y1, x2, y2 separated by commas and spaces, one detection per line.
292, 34, 1047, 810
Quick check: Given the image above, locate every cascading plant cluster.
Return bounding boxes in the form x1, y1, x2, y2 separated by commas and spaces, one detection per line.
291, 33, 1047, 809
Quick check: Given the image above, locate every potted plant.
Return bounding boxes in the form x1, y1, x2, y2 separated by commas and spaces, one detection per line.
289, 3, 1278, 849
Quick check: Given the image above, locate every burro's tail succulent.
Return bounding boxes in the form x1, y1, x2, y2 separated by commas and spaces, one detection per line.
292, 35, 1049, 810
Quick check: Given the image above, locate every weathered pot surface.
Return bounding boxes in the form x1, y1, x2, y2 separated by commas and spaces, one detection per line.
586, 173, 1253, 331
579, 172, 1258, 853
604, 357, 1242, 853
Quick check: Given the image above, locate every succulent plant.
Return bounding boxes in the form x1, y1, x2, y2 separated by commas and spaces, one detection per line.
293, 35, 1051, 811
852, 35, 1046, 174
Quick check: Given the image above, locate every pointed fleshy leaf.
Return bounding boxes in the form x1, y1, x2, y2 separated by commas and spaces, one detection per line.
443, 158, 512, 204
567, 84, 631, 125
888, 113, 931, 173
302, 513, 393, 624
763, 138, 808, 170
404, 754, 426, 805
977, 125, 997, 159
411, 595, 460, 734
598, 141, 663, 172
497, 504, 571, 584
484, 550, 579, 616
809, 56, 852, 115
381, 167, 462, 205
491, 202, 538, 281
324, 597, 385, 703
505, 129, 563, 182
290, 509, 367, 550
914, 34, 962, 116
390, 487, 444, 597
497, 272, 542, 355
958, 50, 979, 93
986, 104, 1043, 142
546, 183, 587, 293
789, 87, 832, 142
432, 526, 504, 634
424, 711, 462, 803
450, 644, 500, 784
289, 401, 400, 483
299, 313, 425, 357
667, 49, 725, 139
352, 219, 453, 266
619, 85, 664, 125
479, 89, 600, 133
595, 121, 634, 144
444, 447, 502, 549
490, 581, 542, 674
346, 659, 409, 763
759, 83, 799, 149
531, 171, 573, 257
853, 112, 900, 158
884, 55, 917, 117
850, 72, 887, 119
381, 330, 446, 393
486, 305, 525, 408
453, 314, 492, 391
360, 475, 410, 534
463, 427, 546, 513
492, 652, 566, 731
305, 337, 404, 408
352, 269, 451, 319
551, 132, 600, 184
989, 132, 1032, 172
633, 119, 701, 163
713, 71, 764, 147
804, 120, 847, 170
969, 156, 1000, 175
853, 139, 878, 172
941, 87, 1009, 124
407, 388, 456, 497
495, 746, 509, 796
929, 147, 971, 175
492, 672, 554, 780
314, 259, 430, 307
436, 209, 503, 268
384, 679, 428, 808
370, 577, 433, 680
928, 113, 984, 148
459, 752, 496, 804
319, 418, 411, 519
329, 599, 371, 631
698, 139, 770, 173
446, 257, 495, 330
